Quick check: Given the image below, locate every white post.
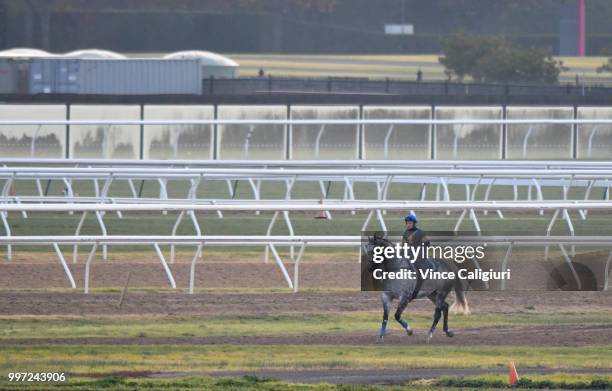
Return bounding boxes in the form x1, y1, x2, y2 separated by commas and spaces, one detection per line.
169, 211, 185, 263
587, 126, 599, 158
558, 244, 582, 290
522, 126, 534, 158
314, 125, 325, 158
264, 211, 279, 263
604, 251, 612, 291
72, 211, 88, 263
189, 244, 203, 294
153, 243, 177, 289
1, 211, 12, 261
293, 243, 306, 293
84, 243, 98, 293
268, 244, 294, 289
95, 211, 108, 260
30, 125, 42, 157
383, 125, 394, 159
53, 243, 76, 288
500, 243, 513, 290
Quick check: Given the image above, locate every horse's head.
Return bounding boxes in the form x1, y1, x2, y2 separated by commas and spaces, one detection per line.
362, 234, 393, 273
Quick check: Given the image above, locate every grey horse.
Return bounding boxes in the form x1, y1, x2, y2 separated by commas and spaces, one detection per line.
363, 236, 470, 343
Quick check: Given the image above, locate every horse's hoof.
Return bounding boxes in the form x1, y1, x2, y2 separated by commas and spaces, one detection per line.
446, 330, 455, 338
406, 328, 414, 336
426, 331, 433, 343
378, 336, 385, 343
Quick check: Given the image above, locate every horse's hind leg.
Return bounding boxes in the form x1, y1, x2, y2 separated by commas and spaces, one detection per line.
394, 295, 414, 336
379, 292, 392, 342
426, 292, 444, 343
442, 301, 454, 338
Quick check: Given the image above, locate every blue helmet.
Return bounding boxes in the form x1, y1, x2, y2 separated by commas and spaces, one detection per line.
405, 212, 418, 223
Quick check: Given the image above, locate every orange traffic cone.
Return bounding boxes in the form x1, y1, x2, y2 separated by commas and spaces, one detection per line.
508, 361, 519, 386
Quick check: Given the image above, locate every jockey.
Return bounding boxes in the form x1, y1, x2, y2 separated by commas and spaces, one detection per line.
402, 212, 429, 300
402, 212, 428, 249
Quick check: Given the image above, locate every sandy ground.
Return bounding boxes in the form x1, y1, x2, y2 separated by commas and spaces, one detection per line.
1, 258, 610, 384
0, 253, 608, 291
1, 289, 611, 317
0, 323, 610, 347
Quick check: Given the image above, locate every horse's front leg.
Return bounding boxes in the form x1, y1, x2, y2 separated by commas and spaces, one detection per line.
394, 295, 414, 336
379, 292, 392, 342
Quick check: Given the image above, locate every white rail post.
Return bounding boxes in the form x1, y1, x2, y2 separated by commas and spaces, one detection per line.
361, 210, 374, 232
282, 211, 295, 260
1, 211, 11, 261
604, 251, 612, 291
545, 208, 560, 261
318, 180, 332, 219
500, 242, 513, 290
375, 209, 387, 231
587, 126, 599, 158
522, 126, 534, 158
244, 124, 255, 158
469, 209, 481, 233
188, 210, 202, 260
440, 177, 451, 215
264, 211, 279, 264
127, 179, 138, 198
53, 243, 76, 288
452, 124, 463, 159
247, 178, 260, 215
293, 243, 307, 293
558, 244, 582, 290
84, 243, 98, 293
562, 208, 576, 257
269, 243, 294, 289
383, 124, 394, 159
153, 242, 177, 289
454, 209, 467, 232
61, 178, 74, 215
580, 179, 595, 219
95, 211, 108, 260
30, 125, 42, 157
285, 177, 296, 259
532, 178, 544, 216
189, 244, 203, 294
314, 125, 326, 159
169, 211, 185, 263
72, 211, 88, 263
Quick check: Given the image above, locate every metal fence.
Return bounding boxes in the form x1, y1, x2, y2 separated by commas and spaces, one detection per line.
203, 77, 612, 99
2, 113, 612, 160
2, 201, 612, 293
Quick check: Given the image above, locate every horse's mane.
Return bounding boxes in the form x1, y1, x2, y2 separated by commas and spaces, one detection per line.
372, 236, 394, 247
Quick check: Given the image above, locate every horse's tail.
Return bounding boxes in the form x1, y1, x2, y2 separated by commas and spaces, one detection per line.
451, 277, 470, 315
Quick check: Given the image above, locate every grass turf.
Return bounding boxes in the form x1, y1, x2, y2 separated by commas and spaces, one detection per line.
0, 345, 610, 375
1, 312, 611, 340
1, 373, 611, 390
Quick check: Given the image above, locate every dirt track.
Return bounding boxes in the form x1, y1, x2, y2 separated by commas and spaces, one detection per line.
0, 256, 610, 291
0, 323, 610, 347
1, 260, 611, 352
0, 289, 611, 348
0, 260, 354, 290
1, 290, 611, 316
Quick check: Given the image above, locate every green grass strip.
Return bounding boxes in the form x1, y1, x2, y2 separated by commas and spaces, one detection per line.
0, 345, 610, 375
